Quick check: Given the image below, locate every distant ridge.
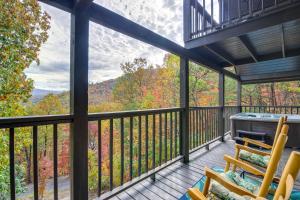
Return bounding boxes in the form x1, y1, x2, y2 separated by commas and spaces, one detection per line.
30, 79, 117, 106
30, 89, 63, 103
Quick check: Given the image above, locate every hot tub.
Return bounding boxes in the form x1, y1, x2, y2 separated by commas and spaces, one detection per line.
230, 113, 300, 148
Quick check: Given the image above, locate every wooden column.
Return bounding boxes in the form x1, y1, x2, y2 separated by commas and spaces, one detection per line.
70, 5, 89, 200
180, 57, 189, 163
237, 80, 242, 112
219, 72, 225, 142
183, 0, 191, 42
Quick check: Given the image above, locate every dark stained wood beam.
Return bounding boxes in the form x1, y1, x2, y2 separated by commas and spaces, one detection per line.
203, 45, 235, 67
39, 0, 73, 12
238, 35, 258, 62
73, 0, 93, 10
241, 70, 300, 84
185, 3, 300, 48
88, 3, 240, 80
180, 57, 189, 163
281, 24, 286, 58
70, 3, 89, 199
38, 0, 239, 80
221, 48, 300, 67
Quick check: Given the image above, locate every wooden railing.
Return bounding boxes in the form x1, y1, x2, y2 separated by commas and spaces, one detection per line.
0, 115, 73, 200
3, 105, 300, 199
241, 105, 300, 114
189, 107, 222, 151
88, 108, 183, 199
185, 0, 298, 41
224, 106, 240, 133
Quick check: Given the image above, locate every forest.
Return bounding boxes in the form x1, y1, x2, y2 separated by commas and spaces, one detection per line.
1, 1, 300, 199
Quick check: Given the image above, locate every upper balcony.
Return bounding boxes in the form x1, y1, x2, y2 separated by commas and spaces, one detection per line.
184, 0, 300, 48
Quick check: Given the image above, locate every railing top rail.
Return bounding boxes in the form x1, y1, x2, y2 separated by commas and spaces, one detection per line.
0, 114, 73, 128
189, 106, 222, 109
242, 105, 300, 108
88, 107, 183, 120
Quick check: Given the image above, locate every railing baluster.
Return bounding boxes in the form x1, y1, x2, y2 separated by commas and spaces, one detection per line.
196, 109, 199, 146
129, 117, 133, 180
193, 110, 196, 148
33, 125, 38, 200
164, 112, 168, 162
159, 113, 162, 165
120, 118, 124, 184
152, 114, 156, 169
98, 120, 102, 196
109, 119, 113, 191
201, 109, 204, 144
189, 110, 191, 150
145, 115, 149, 171
203, 0, 206, 31
211, 0, 214, 27
175, 112, 178, 156
170, 112, 173, 159
9, 128, 15, 200
53, 124, 58, 200
138, 116, 142, 176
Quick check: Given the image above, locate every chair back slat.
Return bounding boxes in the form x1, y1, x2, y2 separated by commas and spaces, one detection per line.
273, 151, 300, 200
258, 124, 289, 197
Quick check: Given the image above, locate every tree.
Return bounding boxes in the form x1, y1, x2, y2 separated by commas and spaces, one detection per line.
0, 0, 50, 197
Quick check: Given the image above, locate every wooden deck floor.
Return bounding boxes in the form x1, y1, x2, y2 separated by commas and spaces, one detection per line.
109, 137, 300, 200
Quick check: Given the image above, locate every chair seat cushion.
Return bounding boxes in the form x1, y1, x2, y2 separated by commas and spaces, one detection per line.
208, 170, 260, 199
208, 181, 252, 200
239, 149, 270, 167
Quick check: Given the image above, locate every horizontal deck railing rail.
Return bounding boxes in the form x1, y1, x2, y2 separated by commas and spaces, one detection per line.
186, 0, 297, 41
241, 105, 300, 114
3, 105, 300, 199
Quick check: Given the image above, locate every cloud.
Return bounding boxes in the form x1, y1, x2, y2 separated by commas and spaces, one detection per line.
25, 1, 183, 90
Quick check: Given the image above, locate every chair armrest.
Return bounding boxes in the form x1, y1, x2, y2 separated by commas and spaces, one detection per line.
235, 144, 271, 157
204, 167, 257, 198
187, 188, 207, 200
224, 155, 265, 177
242, 138, 272, 150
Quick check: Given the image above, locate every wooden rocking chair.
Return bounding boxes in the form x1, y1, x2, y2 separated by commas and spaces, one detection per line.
187, 124, 290, 200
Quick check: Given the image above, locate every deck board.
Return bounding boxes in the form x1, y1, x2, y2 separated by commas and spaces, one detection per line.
116, 138, 300, 200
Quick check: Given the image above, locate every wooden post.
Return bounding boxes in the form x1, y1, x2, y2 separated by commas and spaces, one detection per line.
237, 80, 242, 112
70, 4, 89, 200
180, 57, 189, 163
183, 0, 191, 42
219, 72, 225, 142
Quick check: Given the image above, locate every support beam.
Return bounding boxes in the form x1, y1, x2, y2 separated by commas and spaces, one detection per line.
180, 57, 189, 163
221, 48, 300, 67
241, 70, 300, 84
281, 24, 286, 58
238, 35, 258, 62
183, 0, 191, 42
70, 4, 89, 200
185, 3, 300, 48
218, 73, 225, 142
204, 45, 236, 67
39, 0, 73, 12
38, 1, 239, 80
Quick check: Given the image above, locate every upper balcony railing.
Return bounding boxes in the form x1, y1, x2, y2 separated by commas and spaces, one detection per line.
184, 0, 299, 41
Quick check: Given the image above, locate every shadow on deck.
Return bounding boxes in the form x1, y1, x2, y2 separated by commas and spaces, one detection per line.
110, 137, 300, 200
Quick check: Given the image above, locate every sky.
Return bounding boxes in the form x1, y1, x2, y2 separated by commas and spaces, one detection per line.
24, 0, 184, 91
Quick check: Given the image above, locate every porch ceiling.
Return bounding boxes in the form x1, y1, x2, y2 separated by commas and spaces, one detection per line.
194, 18, 300, 84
